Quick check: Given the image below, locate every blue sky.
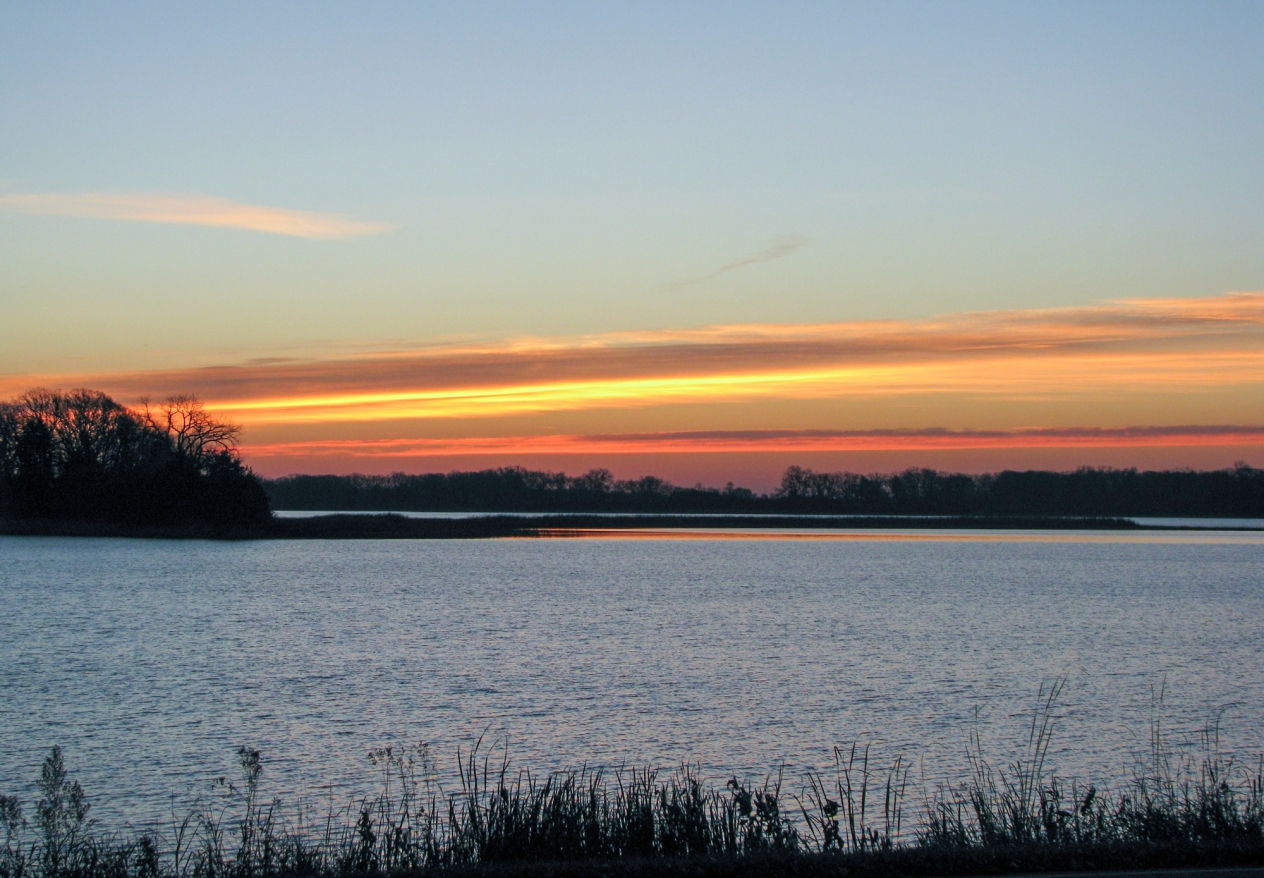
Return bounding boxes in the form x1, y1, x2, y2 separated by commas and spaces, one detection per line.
4, 3, 1263, 368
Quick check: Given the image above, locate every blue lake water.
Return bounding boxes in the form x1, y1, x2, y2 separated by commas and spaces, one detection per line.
2, 530, 1263, 829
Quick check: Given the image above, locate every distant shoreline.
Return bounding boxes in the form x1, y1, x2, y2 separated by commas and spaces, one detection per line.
8, 512, 1261, 540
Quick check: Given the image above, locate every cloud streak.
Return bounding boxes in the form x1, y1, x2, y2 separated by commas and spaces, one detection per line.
0, 191, 393, 238
675, 235, 809, 285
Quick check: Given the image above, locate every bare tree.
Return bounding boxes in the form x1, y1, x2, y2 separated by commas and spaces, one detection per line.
140, 395, 240, 461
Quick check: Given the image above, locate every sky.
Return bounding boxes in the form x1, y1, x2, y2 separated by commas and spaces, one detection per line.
3, 2, 1263, 490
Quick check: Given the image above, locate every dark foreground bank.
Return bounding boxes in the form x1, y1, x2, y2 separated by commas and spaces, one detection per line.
0, 513, 1151, 539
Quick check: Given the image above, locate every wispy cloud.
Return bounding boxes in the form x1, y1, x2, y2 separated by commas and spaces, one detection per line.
0, 191, 393, 238
674, 235, 808, 285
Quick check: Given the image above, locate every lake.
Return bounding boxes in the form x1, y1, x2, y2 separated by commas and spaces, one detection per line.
2, 529, 1263, 829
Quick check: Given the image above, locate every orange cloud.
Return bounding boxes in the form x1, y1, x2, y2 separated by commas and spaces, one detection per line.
0, 191, 392, 238
4, 293, 1264, 445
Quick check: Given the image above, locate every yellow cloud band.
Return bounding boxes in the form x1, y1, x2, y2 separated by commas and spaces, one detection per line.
5, 293, 1264, 438
213, 348, 1264, 425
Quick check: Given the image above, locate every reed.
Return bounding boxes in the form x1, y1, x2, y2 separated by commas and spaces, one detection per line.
3, 692, 1262, 878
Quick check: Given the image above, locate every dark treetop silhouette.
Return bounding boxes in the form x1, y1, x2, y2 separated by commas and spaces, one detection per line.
0, 389, 270, 529
265, 462, 1264, 517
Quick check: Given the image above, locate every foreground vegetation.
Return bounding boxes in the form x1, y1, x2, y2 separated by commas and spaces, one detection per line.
4, 688, 1262, 878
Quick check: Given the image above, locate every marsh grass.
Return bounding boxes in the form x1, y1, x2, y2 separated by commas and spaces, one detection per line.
3, 688, 1262, 878
923, 681, 1264, 849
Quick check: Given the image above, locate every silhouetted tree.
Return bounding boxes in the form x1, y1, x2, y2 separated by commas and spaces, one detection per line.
140, 394, 240, 462
0, 388, 270, 528
574, 468, 615, 493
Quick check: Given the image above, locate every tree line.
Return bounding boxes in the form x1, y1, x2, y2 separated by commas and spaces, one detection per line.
4, 389, 1258, 522
0, 389, 271, 527
774, 463, 1264, 516
265, 462, 1264, 517
264, 467, 759, 513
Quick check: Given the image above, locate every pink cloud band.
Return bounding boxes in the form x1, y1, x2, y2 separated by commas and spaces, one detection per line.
241, 425, 1264, 460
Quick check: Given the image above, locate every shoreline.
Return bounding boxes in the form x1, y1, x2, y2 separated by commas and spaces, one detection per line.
5, 512, 1262, 540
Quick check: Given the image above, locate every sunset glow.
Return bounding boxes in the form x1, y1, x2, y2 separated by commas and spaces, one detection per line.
203, 347, 1263, 426
243, 426, 1264, 457
5, 292, 1263, 480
